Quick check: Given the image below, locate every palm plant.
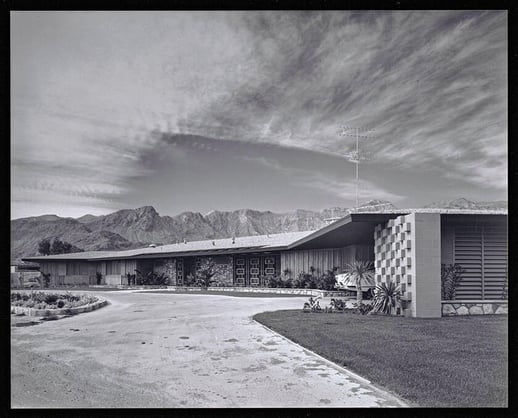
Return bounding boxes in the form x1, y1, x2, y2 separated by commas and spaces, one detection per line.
372, 281, 402, 315
338, 261, 375, 304
441, 264, 464, 300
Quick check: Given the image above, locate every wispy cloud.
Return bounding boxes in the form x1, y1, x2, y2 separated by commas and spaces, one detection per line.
240, 155, 406, 204
11, 11, 507, 218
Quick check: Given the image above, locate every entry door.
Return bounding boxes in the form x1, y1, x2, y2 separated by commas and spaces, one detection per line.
176, 259, 184, 286
249, 257, 260, 286
234, 257, 246, 286
263, 256, 276, 286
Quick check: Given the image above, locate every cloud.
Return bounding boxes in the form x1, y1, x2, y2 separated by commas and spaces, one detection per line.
185, 11, 507, 190
240, 155, 406, 204
11, 11, 507, 218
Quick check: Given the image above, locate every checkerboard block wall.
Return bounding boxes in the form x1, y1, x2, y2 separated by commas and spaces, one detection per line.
373, 214, 416, 316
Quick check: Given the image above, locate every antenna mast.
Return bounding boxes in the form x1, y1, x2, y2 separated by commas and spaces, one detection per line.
339, 125, 376, 209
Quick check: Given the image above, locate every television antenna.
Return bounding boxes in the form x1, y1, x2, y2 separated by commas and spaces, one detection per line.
339, 125, 377, 209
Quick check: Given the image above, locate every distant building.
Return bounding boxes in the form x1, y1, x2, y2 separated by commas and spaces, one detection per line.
23, 209, 507, 318
10, 260, 41, 286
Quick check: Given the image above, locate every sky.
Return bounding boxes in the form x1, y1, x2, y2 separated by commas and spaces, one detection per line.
11, 11, 507, 219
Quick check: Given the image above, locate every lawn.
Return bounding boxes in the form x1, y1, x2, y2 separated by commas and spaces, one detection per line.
254, 310, 508, 407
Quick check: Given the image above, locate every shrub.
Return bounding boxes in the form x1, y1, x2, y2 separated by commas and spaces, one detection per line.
372, 281, 402, 315
353, 302, 374, 315
126, 273, 136, 286
44, 293, 59, 304
10, 292, 98, 310
96, 272, 103, 285
41, 273, 51, 288
441, 264, 464, 300
185, 273, 196, 287
303, 296, 322, 312
330, 298, 346, 312
295, 272, 315, 289
317, 267, 339, 290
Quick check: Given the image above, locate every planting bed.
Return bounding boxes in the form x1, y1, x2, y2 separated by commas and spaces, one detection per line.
11, 291, 108, 317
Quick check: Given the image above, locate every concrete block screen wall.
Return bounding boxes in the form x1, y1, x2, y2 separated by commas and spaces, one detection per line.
375, 213, 442, 318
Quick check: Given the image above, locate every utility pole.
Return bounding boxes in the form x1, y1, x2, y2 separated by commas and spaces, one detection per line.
339, 126, 376, 210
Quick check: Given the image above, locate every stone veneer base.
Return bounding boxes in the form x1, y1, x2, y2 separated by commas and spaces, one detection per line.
441, 301, 507, 316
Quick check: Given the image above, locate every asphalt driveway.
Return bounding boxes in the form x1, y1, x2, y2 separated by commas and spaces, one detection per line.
11, 291, 407, 408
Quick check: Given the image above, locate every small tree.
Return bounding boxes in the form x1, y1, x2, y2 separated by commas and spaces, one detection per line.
185, 273, 196, 287
41, 272, 51, 288
196, 258, 216, 289
127, 272, 136, 286
38, 239, 51, 255
338, 261, 375, 305
51, 239, 65, 255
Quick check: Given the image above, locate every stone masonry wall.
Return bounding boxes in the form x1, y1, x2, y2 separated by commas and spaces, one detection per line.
442, 302, 508, 316
153, 258, 177, 285
195, 256, 234, 286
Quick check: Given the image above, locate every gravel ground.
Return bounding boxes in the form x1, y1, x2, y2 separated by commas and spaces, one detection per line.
11, 291, 407, 408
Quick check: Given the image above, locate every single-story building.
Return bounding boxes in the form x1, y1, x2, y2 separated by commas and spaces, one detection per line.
10, 260, 41, 286
22, 209, 507, 318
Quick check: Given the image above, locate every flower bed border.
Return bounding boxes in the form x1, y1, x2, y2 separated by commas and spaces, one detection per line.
11, 295, 108, 317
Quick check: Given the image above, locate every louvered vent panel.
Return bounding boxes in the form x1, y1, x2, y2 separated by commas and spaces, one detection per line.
454, 224, 507, 300
454, 226, 482, 299
483, 226, 507, 299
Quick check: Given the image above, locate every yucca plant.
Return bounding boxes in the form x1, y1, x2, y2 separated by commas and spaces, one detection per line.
338, 261, 375, 304
372, 281, 402, 315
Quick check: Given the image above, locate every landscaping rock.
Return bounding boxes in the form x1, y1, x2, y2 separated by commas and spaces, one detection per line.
482, 304, 494, 314
495, 305, 508, 314
442, 304, 456, 316
469, 306, 484, 315
456, 306, 469, 315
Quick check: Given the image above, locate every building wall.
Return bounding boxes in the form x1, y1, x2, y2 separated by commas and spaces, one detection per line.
153, 258, 177, 285
412, 213, 442, 318
441, 224, 454, 265
105, 274, 123, 286
374, 213, 442, 318
39, 261, 66, 286
195, 256, 234, 286
63, 275, 92, 285
280, 245, 373, 279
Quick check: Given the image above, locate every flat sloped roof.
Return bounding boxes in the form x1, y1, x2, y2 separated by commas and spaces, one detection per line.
22, 230, 314, 262
21, 209, 507, 262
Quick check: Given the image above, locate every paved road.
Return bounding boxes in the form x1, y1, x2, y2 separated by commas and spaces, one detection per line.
11, 291, 407, 408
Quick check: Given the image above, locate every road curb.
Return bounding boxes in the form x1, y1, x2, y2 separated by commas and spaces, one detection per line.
253, 317, 410, 407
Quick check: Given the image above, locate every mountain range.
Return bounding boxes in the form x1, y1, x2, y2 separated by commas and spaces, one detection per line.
10, 198, 507, 260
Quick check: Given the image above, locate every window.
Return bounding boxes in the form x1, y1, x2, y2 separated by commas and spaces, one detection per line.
106, 261, 120, 275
